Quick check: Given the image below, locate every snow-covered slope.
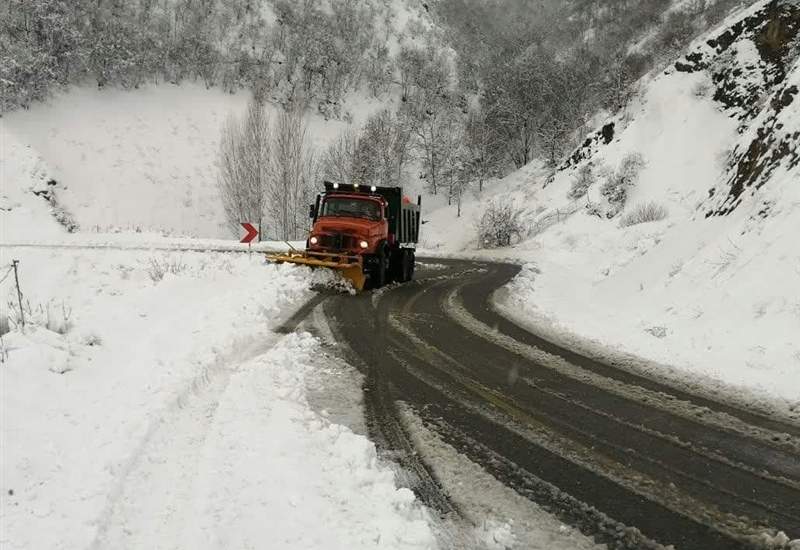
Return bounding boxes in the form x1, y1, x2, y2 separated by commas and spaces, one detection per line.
2, 85, 248, 238
1, 84, 391, 240
423, 0, 800, 409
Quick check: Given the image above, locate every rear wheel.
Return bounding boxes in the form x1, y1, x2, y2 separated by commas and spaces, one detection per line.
394, 249, 414, 283
404, 250, 415, 282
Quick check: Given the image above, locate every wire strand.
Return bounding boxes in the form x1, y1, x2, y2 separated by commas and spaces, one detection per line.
0, 266, 14, 285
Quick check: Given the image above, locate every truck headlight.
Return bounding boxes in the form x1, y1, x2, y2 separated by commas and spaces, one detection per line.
310, 236, 319, 245
359, 240, 368, 249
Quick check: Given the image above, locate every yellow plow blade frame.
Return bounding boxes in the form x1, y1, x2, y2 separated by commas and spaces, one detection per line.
266, 251, 367, 291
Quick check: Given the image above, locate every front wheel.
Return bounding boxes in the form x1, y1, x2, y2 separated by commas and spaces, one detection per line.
370, 245, 388, 289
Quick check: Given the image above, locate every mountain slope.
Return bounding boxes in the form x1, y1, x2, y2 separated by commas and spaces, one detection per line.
423, 0, 800, 409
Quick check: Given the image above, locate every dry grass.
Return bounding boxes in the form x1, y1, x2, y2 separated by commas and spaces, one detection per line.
620, 201, 668, 227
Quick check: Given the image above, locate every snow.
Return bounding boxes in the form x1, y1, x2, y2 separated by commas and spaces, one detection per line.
420, 8, 800, 412
0, 247, 435, 550
3, 2, 797, 543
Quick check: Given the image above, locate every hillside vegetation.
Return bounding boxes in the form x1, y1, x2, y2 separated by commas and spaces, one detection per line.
0, 0, 425, 115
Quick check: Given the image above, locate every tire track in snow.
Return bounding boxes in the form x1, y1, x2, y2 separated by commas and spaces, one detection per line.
90, 335, 281, 550
322, 294, 459, 518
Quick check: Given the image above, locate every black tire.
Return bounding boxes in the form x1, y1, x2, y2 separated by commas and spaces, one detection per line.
406, 250, 415, 282
387, 249, 400, 283
394, 249, 414, 283
397, 249, 409, 283
373, 244, 388, 288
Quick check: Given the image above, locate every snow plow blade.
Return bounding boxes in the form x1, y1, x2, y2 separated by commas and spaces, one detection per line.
266, 251, 366, 291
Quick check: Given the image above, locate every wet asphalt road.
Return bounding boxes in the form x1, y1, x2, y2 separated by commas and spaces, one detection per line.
314, 259, 800, 550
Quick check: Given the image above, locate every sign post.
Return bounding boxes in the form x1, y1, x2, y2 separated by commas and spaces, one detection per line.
12, 260, 24, 328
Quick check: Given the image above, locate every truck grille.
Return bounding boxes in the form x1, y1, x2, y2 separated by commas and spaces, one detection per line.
319, 233, 358, 250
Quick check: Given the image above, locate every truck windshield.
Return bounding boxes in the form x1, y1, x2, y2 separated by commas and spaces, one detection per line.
320, 198, 381, 221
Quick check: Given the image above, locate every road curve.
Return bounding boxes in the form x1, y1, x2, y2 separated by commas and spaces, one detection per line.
320, 259, 800, 550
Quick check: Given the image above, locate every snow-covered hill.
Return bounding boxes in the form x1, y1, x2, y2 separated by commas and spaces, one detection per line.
1, 84, 392, 240
424, 0, 800, 410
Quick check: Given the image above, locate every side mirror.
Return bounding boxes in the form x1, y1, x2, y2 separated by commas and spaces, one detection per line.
309, 204, 316, 219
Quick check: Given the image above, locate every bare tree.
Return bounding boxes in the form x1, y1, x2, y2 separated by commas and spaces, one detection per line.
267, 106, 318, 240
443, 144, 472, 217
413, 104, 463, 197
218, 99, 271, 237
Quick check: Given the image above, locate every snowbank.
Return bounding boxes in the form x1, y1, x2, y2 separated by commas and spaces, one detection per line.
182, 332, 436, 550
0, 247, 435, 550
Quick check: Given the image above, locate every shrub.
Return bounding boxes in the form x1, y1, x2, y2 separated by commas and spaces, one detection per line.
5, 299, 72, 334
601, 152, 646, 216
585, 201, 603, 218
476, 200, 525, 248
147, 257, 187, 283
44, 301, 73, 335
568, 163, 595, 200
620, 201, 668, 227
81, 333, 103, 347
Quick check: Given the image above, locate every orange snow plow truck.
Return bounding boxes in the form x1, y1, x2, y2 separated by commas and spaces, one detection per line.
267, 181, 421, 291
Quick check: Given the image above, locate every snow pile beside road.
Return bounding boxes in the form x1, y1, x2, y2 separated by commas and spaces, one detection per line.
422, 0, 800, 406
0, 247, 434, 550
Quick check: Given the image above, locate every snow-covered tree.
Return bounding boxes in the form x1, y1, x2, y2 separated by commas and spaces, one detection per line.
322, 128, 360, 186
353, 109, 412, 187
